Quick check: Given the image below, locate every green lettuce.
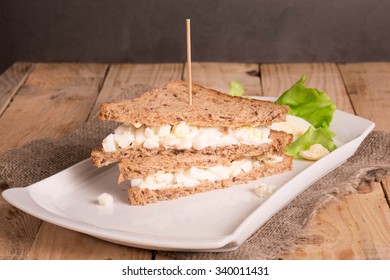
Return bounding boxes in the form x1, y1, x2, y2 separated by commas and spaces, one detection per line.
286, 126, 337, 158
275, 75, 336, 137
276, 75, 337, 158
228, 81, 245, 97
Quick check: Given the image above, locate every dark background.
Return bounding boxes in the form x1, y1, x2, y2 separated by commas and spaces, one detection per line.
1, 0, 390, 74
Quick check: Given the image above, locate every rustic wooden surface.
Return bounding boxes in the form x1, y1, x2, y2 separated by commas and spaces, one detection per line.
0, 62, 389, 260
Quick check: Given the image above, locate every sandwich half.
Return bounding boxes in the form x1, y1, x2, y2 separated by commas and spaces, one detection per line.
120, 153, 293, 205
91, 80, 293, 205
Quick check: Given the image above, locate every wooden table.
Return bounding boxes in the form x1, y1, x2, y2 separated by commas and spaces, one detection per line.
0, 62, 389, 260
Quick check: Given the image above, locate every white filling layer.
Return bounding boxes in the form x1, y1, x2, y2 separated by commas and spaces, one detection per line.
130, 156, 284, 190
102, 122, 272, 152
102, 116, 312, 153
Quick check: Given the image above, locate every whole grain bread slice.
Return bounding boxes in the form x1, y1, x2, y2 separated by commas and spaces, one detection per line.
118, 153, 232, 182
91, 130, 292, 168
127, 156, 293, 206
99, 80, 289, 128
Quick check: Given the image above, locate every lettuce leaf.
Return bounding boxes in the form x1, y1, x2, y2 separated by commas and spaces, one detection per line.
275, 75, 336, 137
286, 126, 337, 158
228, 81, 245, 96
276, 75, 337, 158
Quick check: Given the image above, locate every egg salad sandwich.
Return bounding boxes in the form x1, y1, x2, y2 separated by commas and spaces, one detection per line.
91, 80, 294, 205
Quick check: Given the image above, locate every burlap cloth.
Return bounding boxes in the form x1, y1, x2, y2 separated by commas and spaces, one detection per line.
0, 84, 389, 259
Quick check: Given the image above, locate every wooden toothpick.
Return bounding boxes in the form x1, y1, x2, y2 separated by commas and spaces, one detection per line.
186, 19, 193, 106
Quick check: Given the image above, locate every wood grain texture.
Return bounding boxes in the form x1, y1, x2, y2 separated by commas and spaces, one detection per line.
0, 63, 108, 154
338, 62, 390, 131
283, 182, 390, 259
0, 63, 40, 259
0, 62, 33, 117
27, 223, 151, 260
183, 62, 262, 96
89, 63, 183, 120
0, 198, 41, 259
272, 63, 390, 259
0, 62, 32, 194
0, 63, 108, 259
1, 62, 389, 260
261, 63, 354, 113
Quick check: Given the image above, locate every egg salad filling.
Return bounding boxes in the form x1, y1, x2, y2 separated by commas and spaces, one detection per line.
101, 115, 312, 153
102, 122, 272, 152
129, 155, 284, 190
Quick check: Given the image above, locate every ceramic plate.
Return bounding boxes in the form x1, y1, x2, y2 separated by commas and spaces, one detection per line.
2, 99, 375, 252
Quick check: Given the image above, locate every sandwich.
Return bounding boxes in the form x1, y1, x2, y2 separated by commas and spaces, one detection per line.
91, 80, 293, 205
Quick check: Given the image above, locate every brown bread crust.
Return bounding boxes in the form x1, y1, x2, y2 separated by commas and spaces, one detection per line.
127, 156, 293, 206
99, 80, 289, 128
91, 130, 293, 168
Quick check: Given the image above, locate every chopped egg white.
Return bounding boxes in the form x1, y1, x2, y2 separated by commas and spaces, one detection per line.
299, 143, 330, 161
156, 125, 171, 137
144, 127, 155, 138
240, 159, 253, 173
143, 138, 160, 149
188, 166, 216, 182
182, 178, 200, 187
270, 115, 312, 141
102, 134, 116, 152
134, 126, 146, 143
102, 122, 272, 153
114, 134, 134, 149
97, 192, 114, 206
230, 126, 270, 145
155, 172, 174, 184
129, 155, 283, 190
130, 178, 143, 187
173, 122, 190, 137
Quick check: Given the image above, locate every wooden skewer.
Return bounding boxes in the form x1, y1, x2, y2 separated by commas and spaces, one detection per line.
186, 19, 192, 106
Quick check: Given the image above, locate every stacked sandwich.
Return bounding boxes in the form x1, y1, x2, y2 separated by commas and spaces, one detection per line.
91, 80, 293, 205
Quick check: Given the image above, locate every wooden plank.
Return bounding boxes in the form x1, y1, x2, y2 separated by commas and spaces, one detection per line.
27, 223, 151, 260
0, 62, 33, 204
266, 63, 390, 259
183, 62, 262, 96
0, 63, 33, 117
0, 63, 108, 259
0, 63, 108, 154
261, 63, 354, 113
0, 197, 41, 259
338, 63, 390, 215
28, 63, 183, 260
283, 181, 390, 259
338, 61, 390, 215
89, 63, 183, 120
338, 62, 390, 131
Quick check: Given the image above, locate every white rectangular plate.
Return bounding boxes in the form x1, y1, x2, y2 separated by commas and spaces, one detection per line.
2, 100, 375, 252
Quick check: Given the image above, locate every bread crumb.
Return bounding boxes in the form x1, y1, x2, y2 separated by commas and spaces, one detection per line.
254, 184, 276, 198
97, 192, 114, 206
